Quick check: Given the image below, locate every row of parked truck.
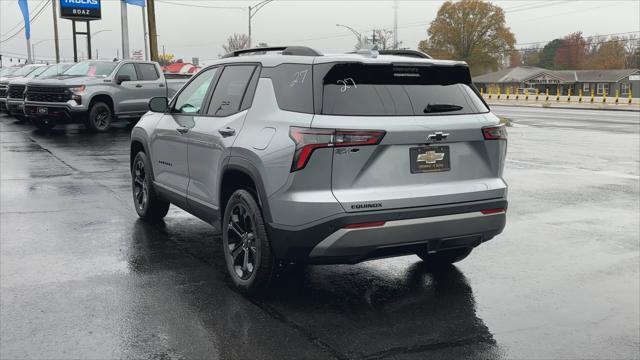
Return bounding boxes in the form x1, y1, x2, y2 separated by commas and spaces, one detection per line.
0, 60, 189, 131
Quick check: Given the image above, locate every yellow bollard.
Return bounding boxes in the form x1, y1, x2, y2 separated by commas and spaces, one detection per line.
578, 89, 583, 103
590, 90, 595, 103
535, 89, 539, 101
629, 91, 633, 105
506, 87, 510, 100
556, 86, 561, 102
567, 87, 572, 102
488, 88, 492, 99
525, 89, 529, 101
545, 88, 549, 101
615, 89, 619, 104
602, 90, 607, 103
497, 88, 500, 100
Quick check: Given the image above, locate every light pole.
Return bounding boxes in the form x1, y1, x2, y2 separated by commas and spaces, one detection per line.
91, 30, 112, 60
336, 24, 366, 49
248, 0, 274, 48
31, 39, 50, 63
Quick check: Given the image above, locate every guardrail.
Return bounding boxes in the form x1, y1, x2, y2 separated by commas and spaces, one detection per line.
480, 88, 640, 105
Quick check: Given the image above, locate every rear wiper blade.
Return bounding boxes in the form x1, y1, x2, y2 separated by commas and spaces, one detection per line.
423, 104, 463, 113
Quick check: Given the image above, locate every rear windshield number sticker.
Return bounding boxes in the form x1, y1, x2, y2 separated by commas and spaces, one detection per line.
338, 78, 357, 93
289, 70, 308, 87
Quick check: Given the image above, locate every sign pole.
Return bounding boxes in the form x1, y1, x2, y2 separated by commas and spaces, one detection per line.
72, 21, 78, 62
142, 1, 149, 60
120, 0, 130, 59
86, 21, 92, 59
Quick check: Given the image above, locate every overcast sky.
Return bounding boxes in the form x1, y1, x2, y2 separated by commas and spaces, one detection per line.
1, 0, 639, 66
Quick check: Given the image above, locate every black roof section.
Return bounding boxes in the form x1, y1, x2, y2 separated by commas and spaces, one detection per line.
378, 49, 432, 59
222, 46, 323, 58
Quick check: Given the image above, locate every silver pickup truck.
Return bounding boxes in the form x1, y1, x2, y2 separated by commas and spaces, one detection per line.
24, 60, 188, 131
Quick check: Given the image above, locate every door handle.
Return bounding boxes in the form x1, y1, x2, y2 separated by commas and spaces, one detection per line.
176, 127, 189, 134
135, 84, 143, 88
218, 127, 236, 137
159, 84, 165, 88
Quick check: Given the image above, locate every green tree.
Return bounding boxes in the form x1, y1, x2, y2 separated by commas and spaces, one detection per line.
418, 0, 515, 75
538, 39, 562, 69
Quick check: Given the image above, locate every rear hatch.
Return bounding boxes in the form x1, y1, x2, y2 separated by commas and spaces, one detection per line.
310, 61, 507, 212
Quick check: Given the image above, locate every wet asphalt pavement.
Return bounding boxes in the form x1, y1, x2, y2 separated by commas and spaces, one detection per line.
1, 107, 638, 359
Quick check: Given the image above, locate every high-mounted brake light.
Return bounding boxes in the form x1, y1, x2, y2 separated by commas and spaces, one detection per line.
482, 125, 507, 140
289, 127, 386, 171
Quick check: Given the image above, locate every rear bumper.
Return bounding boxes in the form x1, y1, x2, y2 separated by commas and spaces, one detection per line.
267, 198, 507, 264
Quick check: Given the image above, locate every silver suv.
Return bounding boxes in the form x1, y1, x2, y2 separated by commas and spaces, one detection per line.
130, 46, 508, 294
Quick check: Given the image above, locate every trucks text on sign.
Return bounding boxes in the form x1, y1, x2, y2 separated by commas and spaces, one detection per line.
60, 0, 102, 20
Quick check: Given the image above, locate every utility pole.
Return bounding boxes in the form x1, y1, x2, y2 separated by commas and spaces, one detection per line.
120, 0, 130, 59
393, 0, 398, 49
147, 0, 159, 61
248, 5, 252, 48
52, 0, 60, 63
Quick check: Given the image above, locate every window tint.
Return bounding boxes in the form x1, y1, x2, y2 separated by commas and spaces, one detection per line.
207, 65, 256, 116
138, 63, 159, 80
316, 63, 488, 116
269, 64, 313, 113
117, 63, 138, 81
173, 67, 218, 114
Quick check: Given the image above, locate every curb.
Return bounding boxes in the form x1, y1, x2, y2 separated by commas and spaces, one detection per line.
487, 102, 640, 113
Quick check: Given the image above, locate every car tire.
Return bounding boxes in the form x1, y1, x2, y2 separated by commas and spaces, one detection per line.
85, 102, 112, 132
15, 114, 28, 122
32, 118, 56, 131
131, 151, 170, 221
222, 189, 276, 296
416, 247, 473, 268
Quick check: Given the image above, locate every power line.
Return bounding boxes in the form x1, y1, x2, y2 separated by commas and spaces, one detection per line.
0, 0, 51, 44
155, 0, 243, 10
0, 0, 46, 38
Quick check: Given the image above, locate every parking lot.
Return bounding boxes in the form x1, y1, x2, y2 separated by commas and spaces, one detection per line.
1, 107, 638, 359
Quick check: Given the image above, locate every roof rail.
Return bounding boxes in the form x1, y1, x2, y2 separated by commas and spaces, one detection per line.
378, 49, 432, 59
222, 46, 322, 58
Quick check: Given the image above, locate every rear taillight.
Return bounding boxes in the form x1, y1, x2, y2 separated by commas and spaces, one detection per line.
482, 125, 507, 140
481, 208, 505, 215
289, 127, 386, 172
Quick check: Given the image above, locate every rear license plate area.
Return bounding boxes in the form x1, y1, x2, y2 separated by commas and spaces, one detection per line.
410, 146, 450, 173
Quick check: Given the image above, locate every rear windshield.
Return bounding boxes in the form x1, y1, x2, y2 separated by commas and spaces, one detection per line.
315, 63, 488, 116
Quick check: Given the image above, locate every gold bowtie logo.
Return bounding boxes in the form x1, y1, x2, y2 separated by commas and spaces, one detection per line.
417, 151, 445, 164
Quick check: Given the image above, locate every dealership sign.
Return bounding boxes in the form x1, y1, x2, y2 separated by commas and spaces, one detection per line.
60, 0, 101, 20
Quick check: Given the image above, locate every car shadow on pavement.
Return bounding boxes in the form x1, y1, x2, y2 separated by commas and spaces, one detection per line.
128, 219, 503, 359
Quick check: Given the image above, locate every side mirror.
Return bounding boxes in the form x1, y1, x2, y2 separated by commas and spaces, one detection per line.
149, 97, 169, 113
116, 74, 131, 85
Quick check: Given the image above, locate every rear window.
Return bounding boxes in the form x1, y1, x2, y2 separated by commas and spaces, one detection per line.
268, 63, 313, 113
137, 63, 159, 80
315, 63, 488, 116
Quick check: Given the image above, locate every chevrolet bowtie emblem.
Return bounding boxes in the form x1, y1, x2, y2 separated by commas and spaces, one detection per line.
417, 151, 445, 164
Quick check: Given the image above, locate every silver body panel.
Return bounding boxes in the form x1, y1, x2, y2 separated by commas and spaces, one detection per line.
132, 51, 508, 262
